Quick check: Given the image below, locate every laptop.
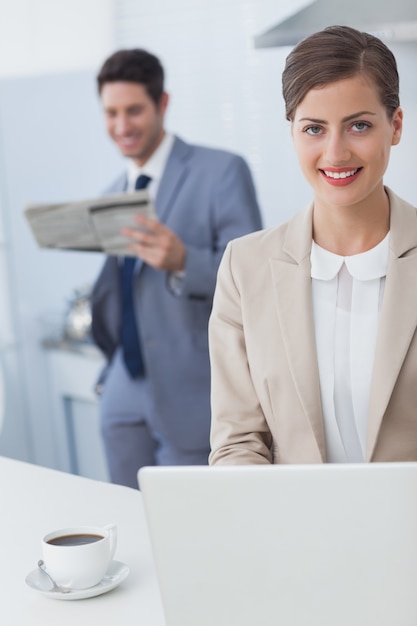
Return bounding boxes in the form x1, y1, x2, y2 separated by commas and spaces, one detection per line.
138, 463, 417, 626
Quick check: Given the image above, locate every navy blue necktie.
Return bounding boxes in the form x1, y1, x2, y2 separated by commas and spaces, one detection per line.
120, 174, 151, 377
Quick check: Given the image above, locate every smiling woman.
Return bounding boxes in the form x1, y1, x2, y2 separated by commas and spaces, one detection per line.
209, 25, 417, 467
290, 75, 402, 251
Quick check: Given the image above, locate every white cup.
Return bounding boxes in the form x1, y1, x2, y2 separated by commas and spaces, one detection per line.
41, 523, 117, 590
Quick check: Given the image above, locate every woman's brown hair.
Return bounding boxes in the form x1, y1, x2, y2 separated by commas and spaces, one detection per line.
282, 25, 400, 121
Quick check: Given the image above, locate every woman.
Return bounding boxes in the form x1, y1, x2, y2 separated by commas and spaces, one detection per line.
209, 25, 417, 465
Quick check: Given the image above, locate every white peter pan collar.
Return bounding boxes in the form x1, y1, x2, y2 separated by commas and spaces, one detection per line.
311, 233, 390, 281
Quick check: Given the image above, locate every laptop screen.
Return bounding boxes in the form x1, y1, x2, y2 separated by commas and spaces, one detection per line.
139, 463, 417, 626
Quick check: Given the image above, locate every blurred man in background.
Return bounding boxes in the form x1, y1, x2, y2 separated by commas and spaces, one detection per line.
91, 48, 262, 488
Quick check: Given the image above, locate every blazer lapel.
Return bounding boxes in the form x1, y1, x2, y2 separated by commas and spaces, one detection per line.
270, 206, 326, 461
367, 190, 417, 459
134, 137, 190, 277
155, 136, 191, 223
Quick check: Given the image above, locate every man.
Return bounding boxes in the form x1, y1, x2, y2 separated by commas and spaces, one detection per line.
91, 48, 262, 488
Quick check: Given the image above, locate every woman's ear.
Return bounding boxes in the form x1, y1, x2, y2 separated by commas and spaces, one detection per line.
391, 107, 403, 146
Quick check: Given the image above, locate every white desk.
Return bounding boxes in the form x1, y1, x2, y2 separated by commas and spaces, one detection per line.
0, 456, 166, 625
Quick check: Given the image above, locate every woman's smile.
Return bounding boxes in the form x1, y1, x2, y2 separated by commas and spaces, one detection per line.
319, 167, 363, 186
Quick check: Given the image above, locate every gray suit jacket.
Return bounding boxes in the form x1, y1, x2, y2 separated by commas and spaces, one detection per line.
91, 135, 262, 450
209, 188, 417, 464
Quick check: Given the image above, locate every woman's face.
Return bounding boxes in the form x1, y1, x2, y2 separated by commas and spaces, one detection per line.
291, 75, 403, 212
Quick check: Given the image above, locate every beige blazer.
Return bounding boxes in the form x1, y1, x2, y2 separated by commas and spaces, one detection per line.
209, 188, 417, 465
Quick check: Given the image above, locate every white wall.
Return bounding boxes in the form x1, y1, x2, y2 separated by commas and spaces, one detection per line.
0, 0, 117, 463
0, 0, 114, 76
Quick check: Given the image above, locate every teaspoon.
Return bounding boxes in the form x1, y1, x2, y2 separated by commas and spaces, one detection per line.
37, 559, 71, 594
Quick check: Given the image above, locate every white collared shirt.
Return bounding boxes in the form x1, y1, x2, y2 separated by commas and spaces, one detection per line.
126, 132, 175, 200
310, 233, 390, 462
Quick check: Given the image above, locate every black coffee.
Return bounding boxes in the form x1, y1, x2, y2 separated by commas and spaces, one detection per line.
47, 533, 103, 547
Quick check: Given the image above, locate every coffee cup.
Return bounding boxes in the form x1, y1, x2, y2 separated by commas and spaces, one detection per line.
41, 523, 117, 590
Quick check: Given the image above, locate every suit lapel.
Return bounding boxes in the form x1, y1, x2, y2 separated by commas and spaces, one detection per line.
134, 137, 190, 276
271, 206, 326, 461
367, 190, 417, 459
155, 136, 191, 223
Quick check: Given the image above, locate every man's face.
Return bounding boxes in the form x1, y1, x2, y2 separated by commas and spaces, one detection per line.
101, 81, 168, 166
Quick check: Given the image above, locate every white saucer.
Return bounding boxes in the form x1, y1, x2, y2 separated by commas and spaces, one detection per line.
25, 560, 130, 600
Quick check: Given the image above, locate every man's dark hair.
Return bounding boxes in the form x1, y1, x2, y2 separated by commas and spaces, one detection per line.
97, 48, 164, 104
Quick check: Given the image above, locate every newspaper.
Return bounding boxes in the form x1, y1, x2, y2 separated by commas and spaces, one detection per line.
25, 190, 157, 256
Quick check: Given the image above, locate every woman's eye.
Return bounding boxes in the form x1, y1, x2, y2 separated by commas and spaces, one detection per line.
305, 126, 322, 136
352, 121, 370, 132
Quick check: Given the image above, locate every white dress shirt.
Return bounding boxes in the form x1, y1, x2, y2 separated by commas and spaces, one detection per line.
310, 233, 390, 462
126, 132, 174, 198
